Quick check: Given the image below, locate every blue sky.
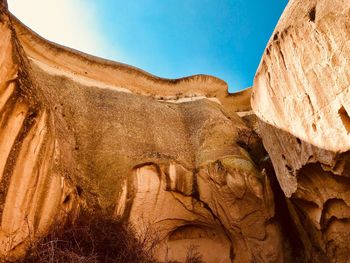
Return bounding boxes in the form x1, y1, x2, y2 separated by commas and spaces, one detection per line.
9, 0, 288, 92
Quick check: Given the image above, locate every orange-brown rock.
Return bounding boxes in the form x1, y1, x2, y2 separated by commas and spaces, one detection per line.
0, 2, 283, 262
252, 0, 350, 262
0, 4, 80, 261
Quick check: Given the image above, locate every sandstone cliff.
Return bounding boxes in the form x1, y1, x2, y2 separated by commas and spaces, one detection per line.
2, 0, 350, 262
0, 1, 283, 262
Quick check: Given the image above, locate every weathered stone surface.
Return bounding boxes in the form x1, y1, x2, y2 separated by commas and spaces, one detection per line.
118, 153, 282, 262
252, 0, 350, 261
0, 2, 283, 262
252, 0, 350, 156
0, 5, 79, 261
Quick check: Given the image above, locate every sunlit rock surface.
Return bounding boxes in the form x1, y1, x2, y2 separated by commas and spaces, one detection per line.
0, 3, 79, 260
0, 1, 284, 262
5, 0, 350, 261
252, 0, 350, 262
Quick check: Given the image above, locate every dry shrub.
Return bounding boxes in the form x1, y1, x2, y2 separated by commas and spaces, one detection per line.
184, 246, 203, 263
16, 211, 204, 263
18, 211, 158, 263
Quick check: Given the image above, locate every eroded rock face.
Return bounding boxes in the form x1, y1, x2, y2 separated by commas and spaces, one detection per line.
0, 2, 283, 262
117, 149, 282, 262
252, 0, 350, 261
0, 5, 79, 260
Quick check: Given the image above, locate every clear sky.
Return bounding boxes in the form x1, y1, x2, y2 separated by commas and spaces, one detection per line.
9, 0, 288, 92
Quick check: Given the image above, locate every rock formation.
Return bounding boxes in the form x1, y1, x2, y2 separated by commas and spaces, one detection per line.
252, 0, 350, 262
0, 1, 284, 262
0, 3, 80, 260
1, 0, 350, 261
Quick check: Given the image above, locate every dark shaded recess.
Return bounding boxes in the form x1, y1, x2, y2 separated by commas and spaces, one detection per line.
291, 163, 342, 263
285, 164, 293, 173
259, 157, 307, 263
192, 168, 200, 200
0, 0, 8, 11
291, 202, 329, 263
298, 163, 350, 191
296, 138, 302, 145
63, 194, 71, 204
239, 116, 307, 261
309, 7, 316, 22
238, 116, 307, 261
236, 128, 266, 165
257, 119, 350, 262
338, 106, 350, 133
169, 224, 211, 241
337, 151, 350, 177
321, 198, 350, 228
76, 185, 83, 196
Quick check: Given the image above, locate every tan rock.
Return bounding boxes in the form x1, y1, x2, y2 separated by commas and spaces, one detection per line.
0, 5, 80, 261
252, 0, 350, 261
0, 2, 283, 263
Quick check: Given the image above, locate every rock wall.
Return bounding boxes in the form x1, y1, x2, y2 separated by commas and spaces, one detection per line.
0, 4, 79, 261
3, 0, 350, 261
117, 154, 282, 262
0, 2, 284, 263
252, 0, 350, 262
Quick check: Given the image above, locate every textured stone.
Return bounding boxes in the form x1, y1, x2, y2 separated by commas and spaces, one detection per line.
252, 0, 350, 261
0, 6, 80, 261
0, 3, 283, 263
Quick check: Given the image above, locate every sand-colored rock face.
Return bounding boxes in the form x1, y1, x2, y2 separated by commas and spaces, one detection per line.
0, 6, 79, 260
252, 0, 350, 155
252, 0, 350, 261
0, 2, 284, 262
118, 157, 282, 262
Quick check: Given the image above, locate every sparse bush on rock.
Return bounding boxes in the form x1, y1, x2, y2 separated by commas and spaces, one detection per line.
17, 211, 203, 263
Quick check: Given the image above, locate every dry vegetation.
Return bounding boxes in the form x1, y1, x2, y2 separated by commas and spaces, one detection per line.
16, 211, 203, 263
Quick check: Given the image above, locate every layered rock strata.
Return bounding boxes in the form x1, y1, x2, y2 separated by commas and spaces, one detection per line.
252, 0, 350, 262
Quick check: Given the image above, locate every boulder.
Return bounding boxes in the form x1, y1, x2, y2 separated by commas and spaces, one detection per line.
252, 0, 350, 261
